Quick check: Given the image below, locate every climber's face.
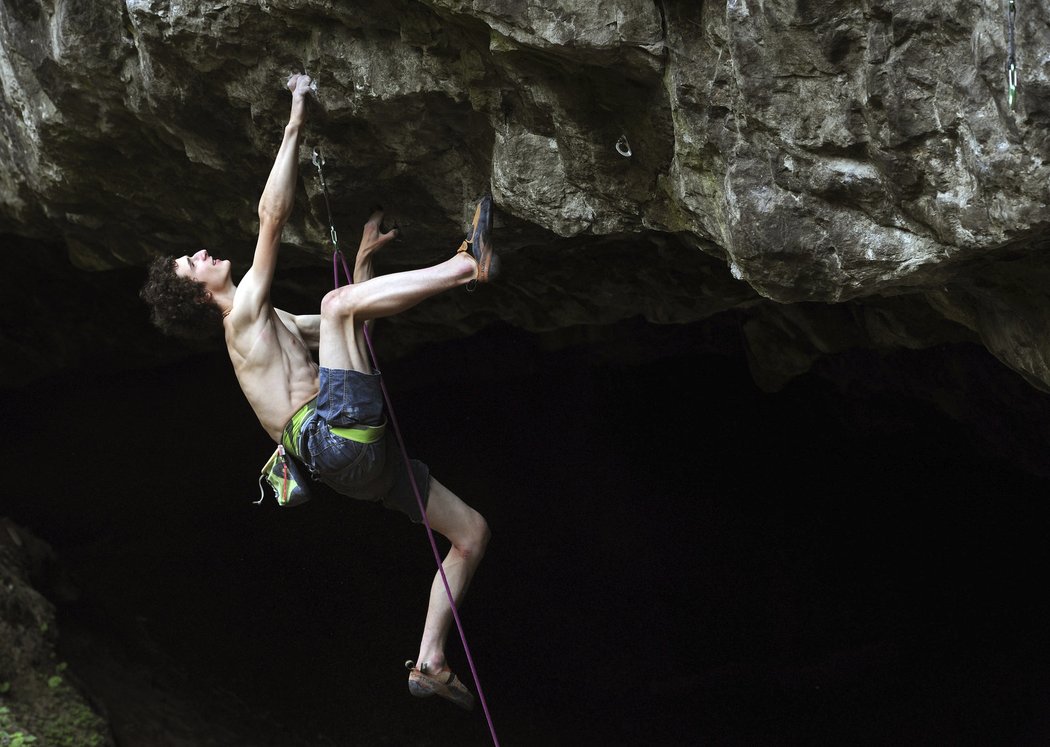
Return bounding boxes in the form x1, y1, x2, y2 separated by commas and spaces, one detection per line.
175, 249, 231, 292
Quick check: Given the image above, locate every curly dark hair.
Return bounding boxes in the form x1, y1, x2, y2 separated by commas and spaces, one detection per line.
140, 255, 225, 340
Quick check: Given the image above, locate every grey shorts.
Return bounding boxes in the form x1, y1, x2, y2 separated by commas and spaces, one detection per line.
298, 367, 430, 522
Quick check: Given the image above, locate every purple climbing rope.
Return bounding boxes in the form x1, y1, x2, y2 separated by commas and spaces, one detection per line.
333, 249, 501, 747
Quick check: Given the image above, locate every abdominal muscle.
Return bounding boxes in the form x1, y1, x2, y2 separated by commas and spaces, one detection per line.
227, 311, 320, 442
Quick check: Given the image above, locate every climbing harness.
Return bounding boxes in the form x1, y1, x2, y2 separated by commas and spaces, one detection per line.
1007, 0, 1018, 109
312, 149, 501, 747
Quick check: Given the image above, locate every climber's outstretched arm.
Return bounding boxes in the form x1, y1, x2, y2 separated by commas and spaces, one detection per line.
235, 74, 313, 321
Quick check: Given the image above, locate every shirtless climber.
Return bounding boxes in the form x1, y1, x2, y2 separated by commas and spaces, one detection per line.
139, 73, 499, 710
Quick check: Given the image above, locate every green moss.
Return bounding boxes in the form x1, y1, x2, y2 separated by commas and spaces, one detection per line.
0, 706, 39, 746
32, 676, 108, 747
37, 699, 106, 747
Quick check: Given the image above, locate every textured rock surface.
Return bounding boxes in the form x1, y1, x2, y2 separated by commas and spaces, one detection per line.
0, 519, 112, 746
2, 0, 1050, 391
6, 4, 1050, 742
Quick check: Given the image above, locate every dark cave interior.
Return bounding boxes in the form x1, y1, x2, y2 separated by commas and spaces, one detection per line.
5, 317, 1050, 746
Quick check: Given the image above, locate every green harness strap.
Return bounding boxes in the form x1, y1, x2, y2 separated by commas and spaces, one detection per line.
282, 399, 386, 456
330, 421, 385, 443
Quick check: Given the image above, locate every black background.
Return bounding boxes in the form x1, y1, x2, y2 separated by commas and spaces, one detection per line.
5, 319, 1050, 746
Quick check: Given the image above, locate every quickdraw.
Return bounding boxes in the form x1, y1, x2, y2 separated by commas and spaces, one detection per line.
311, 147, 340, 251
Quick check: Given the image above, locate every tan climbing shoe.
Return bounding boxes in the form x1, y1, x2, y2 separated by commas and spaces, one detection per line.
457, 194, 499, 290
405, 660, 475, 711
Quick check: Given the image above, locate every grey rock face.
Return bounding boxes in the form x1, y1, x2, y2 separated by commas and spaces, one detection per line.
2, 0, 1049, 390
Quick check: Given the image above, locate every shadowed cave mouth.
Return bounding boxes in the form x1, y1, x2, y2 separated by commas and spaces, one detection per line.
6, 317, 1050, 744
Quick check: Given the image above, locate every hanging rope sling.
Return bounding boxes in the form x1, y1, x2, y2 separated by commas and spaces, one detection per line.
312, 147, 501, 747
1007, 0, 1018, 109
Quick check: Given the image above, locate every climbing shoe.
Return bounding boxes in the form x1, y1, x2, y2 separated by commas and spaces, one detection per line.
457, 194, 499, 290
